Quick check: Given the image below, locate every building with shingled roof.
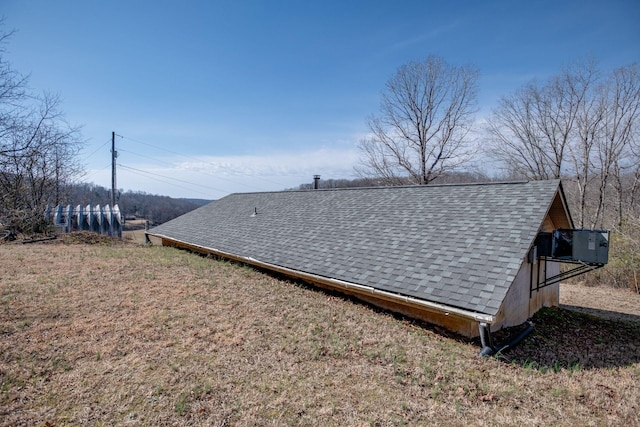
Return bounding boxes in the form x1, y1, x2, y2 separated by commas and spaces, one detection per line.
148, 180, 577, 339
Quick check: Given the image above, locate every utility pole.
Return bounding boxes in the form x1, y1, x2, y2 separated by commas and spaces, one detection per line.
111, 131, 117, 207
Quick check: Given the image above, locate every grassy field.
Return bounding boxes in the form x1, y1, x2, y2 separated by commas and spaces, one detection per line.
1, 235, 639, 426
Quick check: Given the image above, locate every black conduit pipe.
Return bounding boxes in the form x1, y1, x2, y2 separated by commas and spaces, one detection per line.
479, 321, 534, 357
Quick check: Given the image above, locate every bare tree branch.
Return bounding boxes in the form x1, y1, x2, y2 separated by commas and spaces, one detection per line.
356, 55, 479, 185
0, 24, 84, 233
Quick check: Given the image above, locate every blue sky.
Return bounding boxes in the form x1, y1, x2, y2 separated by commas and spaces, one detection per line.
3, 0, 639, 199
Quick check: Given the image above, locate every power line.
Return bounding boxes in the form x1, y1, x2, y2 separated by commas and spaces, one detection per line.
118, 138, 264, 192
119, 134, 293, 189
122, 167, 217, 198
119, 165, 219, 199
117, 147, 175, 167
121, 135, 193, 159
118, 163, 228, 198
82, 139, 110, 162
81, 163, 112, 181
117, 147, 264, 195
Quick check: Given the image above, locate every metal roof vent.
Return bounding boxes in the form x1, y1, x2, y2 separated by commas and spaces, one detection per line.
251, 207, 258, 217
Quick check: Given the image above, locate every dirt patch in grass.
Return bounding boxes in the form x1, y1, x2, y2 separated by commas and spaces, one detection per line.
560, 281, 640, 323
59, 231, 128, 246
1, 241, 639, 426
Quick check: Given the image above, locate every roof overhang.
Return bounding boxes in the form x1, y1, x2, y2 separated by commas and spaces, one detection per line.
148, 233, 495, 325
552, 181, 575, 229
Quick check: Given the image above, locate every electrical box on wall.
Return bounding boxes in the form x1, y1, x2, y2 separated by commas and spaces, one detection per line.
551, 229, 610, 264
534, 232, 553, 257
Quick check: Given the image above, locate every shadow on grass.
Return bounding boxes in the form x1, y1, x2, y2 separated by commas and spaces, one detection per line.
280, 273, 640, 372
496, 307, 640, 371
560, 304, 640, 324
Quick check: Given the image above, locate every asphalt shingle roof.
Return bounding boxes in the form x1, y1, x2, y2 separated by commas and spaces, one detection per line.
150, 180, 563, 316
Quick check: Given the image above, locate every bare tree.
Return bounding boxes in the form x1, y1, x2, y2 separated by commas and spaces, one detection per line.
487, 60, 640, 231
0, 26, 28, 151
487, 60, 596, 181
356, 55, 479, 185
594, 64, 640, 228
0, 25, 83, 233
629, 144, 640, 214
567, 63, 604, 227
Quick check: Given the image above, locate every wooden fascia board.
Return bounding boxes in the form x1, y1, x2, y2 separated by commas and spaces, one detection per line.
556, 181, 575, 229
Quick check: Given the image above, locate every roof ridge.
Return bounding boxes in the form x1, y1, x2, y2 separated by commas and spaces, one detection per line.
230, 179, 550, 196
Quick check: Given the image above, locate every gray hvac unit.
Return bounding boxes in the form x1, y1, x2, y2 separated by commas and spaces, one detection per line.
551, 229, 610, 264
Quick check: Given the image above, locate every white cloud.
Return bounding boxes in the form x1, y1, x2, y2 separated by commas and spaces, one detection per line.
178, 147, 359, 177
85, 146, 361, 200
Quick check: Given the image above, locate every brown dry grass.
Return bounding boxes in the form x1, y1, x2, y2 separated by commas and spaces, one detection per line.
1, 236, 639, 426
